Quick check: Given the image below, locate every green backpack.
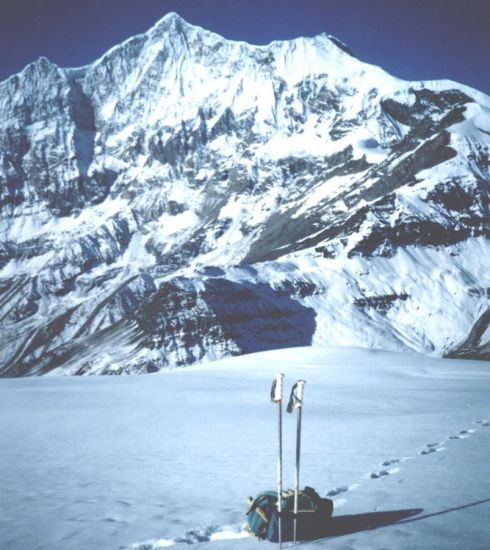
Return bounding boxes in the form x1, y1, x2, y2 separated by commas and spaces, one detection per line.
245, 487, 332, 542
245, 491, 278, 539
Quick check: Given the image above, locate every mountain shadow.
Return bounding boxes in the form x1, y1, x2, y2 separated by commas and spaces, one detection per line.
202, 278, 317, 354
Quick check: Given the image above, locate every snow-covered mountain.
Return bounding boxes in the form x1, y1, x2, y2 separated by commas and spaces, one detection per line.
1, 12, 489, 376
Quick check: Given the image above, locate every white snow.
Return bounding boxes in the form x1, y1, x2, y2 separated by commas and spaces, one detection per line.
0, 250, 54, 278
1, 346, 489, 550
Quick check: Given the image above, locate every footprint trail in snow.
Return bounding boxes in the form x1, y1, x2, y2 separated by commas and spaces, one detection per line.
325, 418, 488, 505
130, 525, 248, 549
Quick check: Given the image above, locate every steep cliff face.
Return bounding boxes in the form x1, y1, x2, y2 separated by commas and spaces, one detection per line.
0, 13, 489, 376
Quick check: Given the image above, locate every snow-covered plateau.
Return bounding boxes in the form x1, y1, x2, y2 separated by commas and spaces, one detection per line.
0, 12, 489, 375
0, 347, 489, 549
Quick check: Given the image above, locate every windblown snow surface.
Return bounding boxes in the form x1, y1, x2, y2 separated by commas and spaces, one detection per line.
0, 347, 489, 549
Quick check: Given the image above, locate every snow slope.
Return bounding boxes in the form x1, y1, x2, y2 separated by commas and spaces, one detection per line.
1, 347, 489, 549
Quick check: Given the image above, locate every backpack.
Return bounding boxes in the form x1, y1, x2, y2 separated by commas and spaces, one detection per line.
245, 491, 279, 540
246, 487, 333, 542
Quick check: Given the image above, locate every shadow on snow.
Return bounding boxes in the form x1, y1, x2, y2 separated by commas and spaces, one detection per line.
305, 508, 422, 541
307, 498, 490, 543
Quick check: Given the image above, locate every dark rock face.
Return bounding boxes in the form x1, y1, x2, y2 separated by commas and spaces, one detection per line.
354, 293, 409, 315
0, 14, 489, 375
446, 309, 490, 361
0, 59, 116, 217
2, 275, 315, 376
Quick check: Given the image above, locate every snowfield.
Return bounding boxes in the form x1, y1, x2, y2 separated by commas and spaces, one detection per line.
1, 346, 489, 549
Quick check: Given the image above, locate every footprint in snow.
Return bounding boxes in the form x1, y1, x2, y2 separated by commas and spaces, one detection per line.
420, 442, 445, 455
381, 458, 400, 467
370, 467, 399, 479
449, 429, 475, 440
476, 419, 489, 427
326, 486, 350, 497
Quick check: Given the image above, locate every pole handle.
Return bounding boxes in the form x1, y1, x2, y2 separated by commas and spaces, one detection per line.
295, 380, 306, 407
286, 379, 306, 413
271, 373, 285, 403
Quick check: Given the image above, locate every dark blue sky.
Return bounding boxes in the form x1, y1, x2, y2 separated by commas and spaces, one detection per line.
1, 0, 489, 94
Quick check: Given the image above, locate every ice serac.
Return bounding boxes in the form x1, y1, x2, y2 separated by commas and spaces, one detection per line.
0, 12, 489, 376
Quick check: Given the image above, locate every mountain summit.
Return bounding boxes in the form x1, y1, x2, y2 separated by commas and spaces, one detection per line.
0, 15, 489, 375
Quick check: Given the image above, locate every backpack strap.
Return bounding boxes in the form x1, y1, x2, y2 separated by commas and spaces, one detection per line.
255, 506, 269, 524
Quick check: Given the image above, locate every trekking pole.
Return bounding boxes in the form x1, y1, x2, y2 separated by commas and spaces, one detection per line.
287, 380, 306, 545
271, 373, 284, 549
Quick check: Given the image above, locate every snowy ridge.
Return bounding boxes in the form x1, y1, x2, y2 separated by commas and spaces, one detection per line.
0, 13, 489, 375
